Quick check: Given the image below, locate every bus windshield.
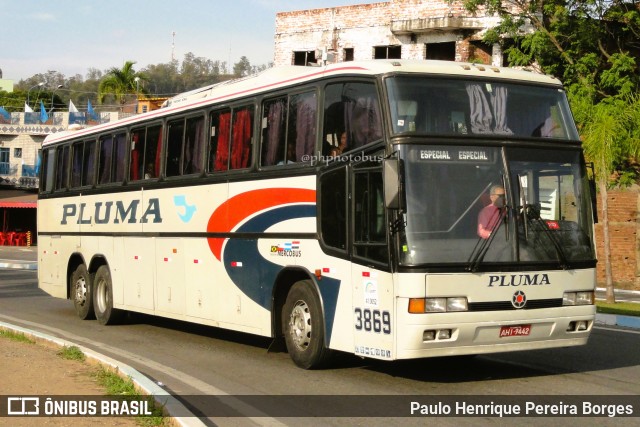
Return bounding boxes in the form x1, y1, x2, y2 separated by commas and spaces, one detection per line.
385, 76, 579, 140
399, 145, 595, 268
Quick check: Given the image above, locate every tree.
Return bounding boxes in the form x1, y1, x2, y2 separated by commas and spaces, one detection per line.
98, 61, 148, 108
462, 0, 640, 302
233, 56, 252, 77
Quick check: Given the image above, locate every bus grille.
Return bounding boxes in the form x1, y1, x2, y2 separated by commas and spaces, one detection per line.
468, 298, 563, 311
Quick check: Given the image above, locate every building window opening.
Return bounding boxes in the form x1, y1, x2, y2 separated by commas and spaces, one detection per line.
374, 45, 401, 59
344, 48, 354, 62
425, 42, 456, 61
293, 50, 317, 66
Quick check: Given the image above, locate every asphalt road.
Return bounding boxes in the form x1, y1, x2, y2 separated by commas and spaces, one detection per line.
1, 268, 639, 426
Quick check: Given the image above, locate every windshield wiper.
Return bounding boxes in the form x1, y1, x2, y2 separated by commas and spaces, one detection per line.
523, 204, 569, 270
467, 206, 506, 272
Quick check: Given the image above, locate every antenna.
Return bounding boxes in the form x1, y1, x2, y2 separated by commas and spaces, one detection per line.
171, 31, 176, 62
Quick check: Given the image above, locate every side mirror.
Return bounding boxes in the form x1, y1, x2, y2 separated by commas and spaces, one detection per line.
384, 158, 400, 209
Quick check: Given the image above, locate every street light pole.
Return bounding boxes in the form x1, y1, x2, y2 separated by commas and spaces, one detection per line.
26, 82, 45, 110
134, 77, 140, 114
50, 85, 64, 113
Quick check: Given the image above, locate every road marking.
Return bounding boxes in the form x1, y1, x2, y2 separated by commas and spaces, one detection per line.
594, 325, 640, 335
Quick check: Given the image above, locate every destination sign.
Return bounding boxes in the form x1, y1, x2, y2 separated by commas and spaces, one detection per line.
417, 148, 492, 162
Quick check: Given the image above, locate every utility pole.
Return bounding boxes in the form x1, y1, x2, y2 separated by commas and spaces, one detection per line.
171, 31, 176, 62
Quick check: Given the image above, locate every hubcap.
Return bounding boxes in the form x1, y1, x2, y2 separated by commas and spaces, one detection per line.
288, 300, 311, 351
74, 277, 87, 306
95, 279, 107, 313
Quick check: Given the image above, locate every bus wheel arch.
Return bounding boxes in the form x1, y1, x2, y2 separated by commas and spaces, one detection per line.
277, 273, 332, 369
68, 254, 94, 320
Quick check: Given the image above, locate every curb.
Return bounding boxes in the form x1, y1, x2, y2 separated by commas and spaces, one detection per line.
0, 321, 206, 427
595, 313, 640, 329
0, 259, 37, 270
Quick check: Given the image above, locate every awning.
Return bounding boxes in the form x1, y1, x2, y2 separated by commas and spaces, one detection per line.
0, 189, 38, 208
0, 201, 37, 208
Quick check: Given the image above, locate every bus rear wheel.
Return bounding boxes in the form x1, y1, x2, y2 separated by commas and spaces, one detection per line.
71, 264, 94, 320
282, 280, 331, 369
93, 265, 123, 325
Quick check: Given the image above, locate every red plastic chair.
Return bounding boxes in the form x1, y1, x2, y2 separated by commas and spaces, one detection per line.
14, 233, 27, 246
0, 232, 5, 246
5, 232, 14, 246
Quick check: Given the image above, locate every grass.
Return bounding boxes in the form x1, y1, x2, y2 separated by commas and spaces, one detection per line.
93, 366, 166, 426
57, 345, 86, 361
596, 301, 640, 317
0, 329, 35, 344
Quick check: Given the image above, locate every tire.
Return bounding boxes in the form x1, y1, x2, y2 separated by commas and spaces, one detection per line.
71, 264, 94, 320
282, 280, 332, 369
93, 265, 123, 325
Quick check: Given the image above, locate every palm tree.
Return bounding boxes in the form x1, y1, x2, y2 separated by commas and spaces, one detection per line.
580, 95, 640, 303
98, 61, 148, 109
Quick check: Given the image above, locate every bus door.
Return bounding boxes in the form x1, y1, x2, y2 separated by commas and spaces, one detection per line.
351, 162, 394, 360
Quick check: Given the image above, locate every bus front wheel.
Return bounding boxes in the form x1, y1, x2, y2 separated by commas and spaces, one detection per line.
71, 264, 94, 320
282, 280, 331, 369
93, 265, 123, 325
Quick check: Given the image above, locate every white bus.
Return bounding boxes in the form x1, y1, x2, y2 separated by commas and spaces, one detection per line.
38, 60, 597, 369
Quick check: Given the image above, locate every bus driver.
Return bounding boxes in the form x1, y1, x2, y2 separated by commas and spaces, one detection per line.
478, 185, 506, 239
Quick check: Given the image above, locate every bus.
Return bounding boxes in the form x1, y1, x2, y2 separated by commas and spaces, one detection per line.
38, 60, 597, 369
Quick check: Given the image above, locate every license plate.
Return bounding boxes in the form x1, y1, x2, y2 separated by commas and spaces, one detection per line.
499, 325, 531, 337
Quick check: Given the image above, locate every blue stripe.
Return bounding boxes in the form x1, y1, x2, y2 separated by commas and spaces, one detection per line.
222, 204, 340, 344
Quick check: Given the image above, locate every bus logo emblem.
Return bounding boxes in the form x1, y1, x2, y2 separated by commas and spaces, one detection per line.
512, 290, 527, 309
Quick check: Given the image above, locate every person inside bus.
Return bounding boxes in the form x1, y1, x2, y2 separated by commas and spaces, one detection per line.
477, 185, 506, 239
329, 132, 347, 158
277, 143, 296, 165
144, 162, 155, 179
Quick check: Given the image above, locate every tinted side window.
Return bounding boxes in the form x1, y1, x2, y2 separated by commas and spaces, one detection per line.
130, 125, 162, 180
320, 166, 347, 251
166, 119, 185, 177
353, 165, 387, 264
323, 82, 382, 155
55, 145, 70, 191
230, 106, 254, 170
184, 116, 205, 175
208, 109, 231, 172
82, 140, 96, 186
98, 135, 113, 184
71, 142, 83, 188
261, 97, 287, 166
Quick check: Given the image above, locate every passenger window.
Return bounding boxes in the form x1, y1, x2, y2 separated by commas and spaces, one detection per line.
130, 125, 162, 180
230, 106, 253, 170
323, 82, 382, 155
71, 142, 83, 188
82, 140, 96, 186
55, 145, 70, 191
208, 109, 231, 172
98, 135, 113, 184
166, 120, 184, 177
184, 116, 205, 175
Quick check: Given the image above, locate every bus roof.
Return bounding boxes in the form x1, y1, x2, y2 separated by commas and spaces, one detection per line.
43, 60, 562, 147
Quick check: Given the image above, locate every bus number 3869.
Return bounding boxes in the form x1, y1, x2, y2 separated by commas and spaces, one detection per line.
354, 308, 391, 334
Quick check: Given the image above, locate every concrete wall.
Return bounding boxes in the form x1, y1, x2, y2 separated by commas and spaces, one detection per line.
274, 0, 504, 66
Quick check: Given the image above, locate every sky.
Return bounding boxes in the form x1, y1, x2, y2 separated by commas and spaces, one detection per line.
1, 0, 369, 82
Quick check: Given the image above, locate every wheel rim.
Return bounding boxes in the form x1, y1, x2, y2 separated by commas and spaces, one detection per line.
95, 278, 108, 313
288, 300, 311, 351
74, 276, 87, 307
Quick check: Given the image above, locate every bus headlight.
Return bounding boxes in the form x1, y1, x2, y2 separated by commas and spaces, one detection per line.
563, 291, 594, 306
409, 297, 468, 313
